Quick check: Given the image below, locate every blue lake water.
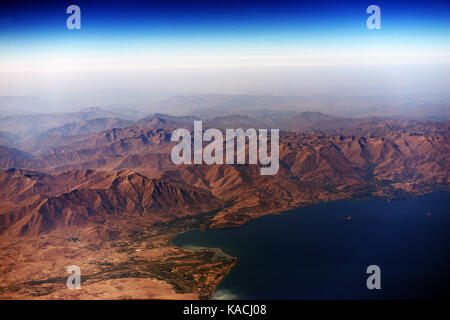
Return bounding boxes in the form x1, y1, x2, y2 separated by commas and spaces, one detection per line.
172, 191, 450, 299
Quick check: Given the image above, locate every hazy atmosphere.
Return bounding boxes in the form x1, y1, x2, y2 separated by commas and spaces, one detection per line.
1, 0, 449, 115
0, 0, 449, 304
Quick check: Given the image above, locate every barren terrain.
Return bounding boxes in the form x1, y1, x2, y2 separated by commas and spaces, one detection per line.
0, 111, 448, 299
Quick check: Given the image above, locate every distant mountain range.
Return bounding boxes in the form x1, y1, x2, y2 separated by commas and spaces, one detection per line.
1, 113, 448, 232
146, 94, 450, 120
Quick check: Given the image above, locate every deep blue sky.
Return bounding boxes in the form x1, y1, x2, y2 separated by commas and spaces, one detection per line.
1, 0, 449, 53
0, 0, 449, 97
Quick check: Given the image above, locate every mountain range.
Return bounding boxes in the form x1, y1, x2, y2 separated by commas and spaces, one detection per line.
0, 106, 448, 299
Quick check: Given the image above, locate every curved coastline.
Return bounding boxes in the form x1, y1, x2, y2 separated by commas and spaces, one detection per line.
171, 191, 450, 300
169, 235, 237, 299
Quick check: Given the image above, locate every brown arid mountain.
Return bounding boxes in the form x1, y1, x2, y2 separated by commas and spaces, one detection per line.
0, 168, 230, 300
0, 107, 136, 142
0, 169, 222, 238
0, 146, 33, 169
136, 113, 200, 129
0, 131, 18, 148
0, 112, 448, 299
28, 127, 174, 172
21, 118, 135, 155
37, 117, 136, 138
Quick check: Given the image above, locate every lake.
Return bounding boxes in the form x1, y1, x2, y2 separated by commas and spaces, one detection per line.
172, 191, 450, 299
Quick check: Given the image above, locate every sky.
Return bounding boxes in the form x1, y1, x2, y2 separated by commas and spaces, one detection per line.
0, 0, 449, 98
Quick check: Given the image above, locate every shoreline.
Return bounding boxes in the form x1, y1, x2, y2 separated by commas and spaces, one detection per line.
169, 189, 450, 299
169, 237, 237, 300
